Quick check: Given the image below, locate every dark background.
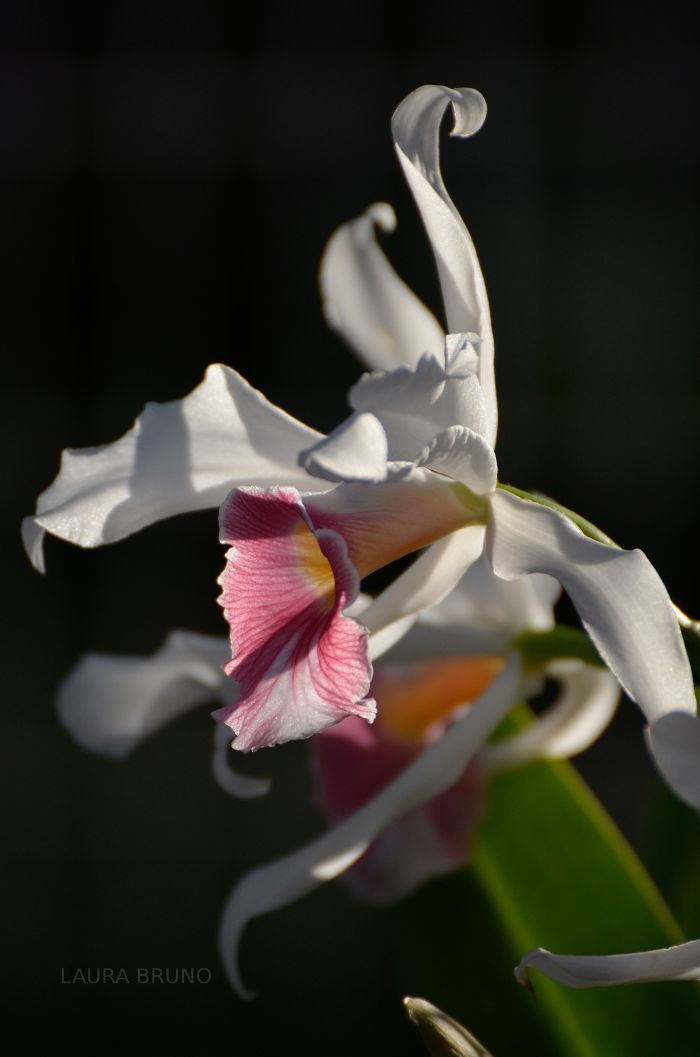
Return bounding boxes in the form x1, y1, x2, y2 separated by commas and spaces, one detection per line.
3, 1, 699, 1053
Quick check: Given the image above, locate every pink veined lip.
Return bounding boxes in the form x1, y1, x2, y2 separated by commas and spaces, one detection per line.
215, 486, 375, 752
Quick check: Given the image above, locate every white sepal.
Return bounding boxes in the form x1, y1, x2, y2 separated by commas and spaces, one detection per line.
320, 202, 444, 371
392, 86, 497, 445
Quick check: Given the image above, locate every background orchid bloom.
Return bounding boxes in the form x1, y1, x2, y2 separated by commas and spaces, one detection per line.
216, 554, 619, 995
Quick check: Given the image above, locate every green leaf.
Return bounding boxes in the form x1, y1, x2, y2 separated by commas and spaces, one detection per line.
511, 626, 603, 669
386, 714, 700, 1057
643, 784, 700, 939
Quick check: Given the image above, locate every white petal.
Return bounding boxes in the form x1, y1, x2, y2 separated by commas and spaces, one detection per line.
392, 86, 497, 445
486, 490, 696, 723
219, 657, 521, 997
57, 630, 234, 758
320, 202, 444, 371
647, 712, 700, 811
428, 556, 559, 640
416, 425, 497, 495
24, 363, 325, 571
350, 340, 489, 458
482, 660, 620, 773
367, 614, 418, 661
212, 724, 271, 799
300, 412, 389, 483
515, 939, 700, 989
360, 525, 487, 635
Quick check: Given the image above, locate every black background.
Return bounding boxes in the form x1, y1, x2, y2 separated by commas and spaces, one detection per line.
3, 1, 699, 1053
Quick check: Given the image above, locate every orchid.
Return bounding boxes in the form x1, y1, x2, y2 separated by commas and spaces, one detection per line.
24, 83, 700, 1000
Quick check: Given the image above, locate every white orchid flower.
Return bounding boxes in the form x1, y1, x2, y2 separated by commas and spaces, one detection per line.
23, 84, 699, 991
24, 85, 697, 795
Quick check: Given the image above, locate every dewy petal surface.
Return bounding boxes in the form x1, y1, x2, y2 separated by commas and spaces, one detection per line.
392, 86, 497, 445
515, 939, 700, 989
486, 490, 696, 723
217, 487, 375, 751
218, 657, 520, 997
23, 363, 325, 571
320, 202, 444, 371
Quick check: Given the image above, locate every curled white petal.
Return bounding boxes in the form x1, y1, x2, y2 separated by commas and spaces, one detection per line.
515, 939, 700, 989
24, 363, 325, 571
219, 657, 521, 997
57, 630, 234, 758
482, 660, 620, 773
486, 490, 696, 724
647, 712, 700, 811
392, 86, 496, 445
350, 341, 489, 457
361, 525, 487, 635
301, 412, 389, 483
416, 425, 497, 495
320, 202, 444, 371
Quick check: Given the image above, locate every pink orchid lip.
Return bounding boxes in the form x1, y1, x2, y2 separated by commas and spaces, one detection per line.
215, 475, 486, 753
216, 487, 375, 752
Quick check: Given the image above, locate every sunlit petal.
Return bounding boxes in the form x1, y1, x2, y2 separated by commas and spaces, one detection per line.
392, 86, 496, 445
320, 202, 444, 371
349, 337, 489, 455
515, 939, 700, 989
416, 425, 497, 495
24, 364, 325, 571
486, 490, 696, 723
218, 658, 521, 997
301, 412, 390, 484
